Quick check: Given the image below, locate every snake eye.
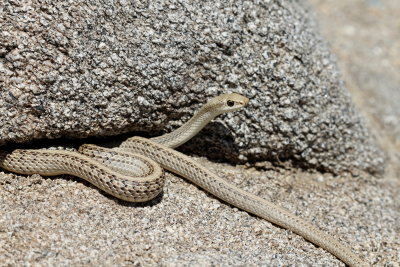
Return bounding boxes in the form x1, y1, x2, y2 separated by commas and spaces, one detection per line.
227, 100, 235, 107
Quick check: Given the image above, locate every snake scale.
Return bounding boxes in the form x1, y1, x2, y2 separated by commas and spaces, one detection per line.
0, 93, 369, 267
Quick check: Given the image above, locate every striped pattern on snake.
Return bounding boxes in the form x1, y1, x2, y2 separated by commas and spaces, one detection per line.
0, 93, 369, 266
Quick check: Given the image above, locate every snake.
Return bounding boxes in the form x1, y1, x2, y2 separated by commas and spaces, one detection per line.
0, 93, 369, 267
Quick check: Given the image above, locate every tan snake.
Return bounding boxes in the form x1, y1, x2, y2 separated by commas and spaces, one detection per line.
0, 93, 369, 267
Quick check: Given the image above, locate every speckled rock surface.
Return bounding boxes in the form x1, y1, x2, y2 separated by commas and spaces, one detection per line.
0, 162, 399, 266
308, 0, 400, 177
0, 0, 384, 174
0, 1, 400, 266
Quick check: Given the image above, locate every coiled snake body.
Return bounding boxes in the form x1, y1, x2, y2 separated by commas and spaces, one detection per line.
0, 93, 368, 267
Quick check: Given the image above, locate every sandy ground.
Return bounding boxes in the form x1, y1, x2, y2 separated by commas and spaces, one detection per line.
1, 1, 399, 267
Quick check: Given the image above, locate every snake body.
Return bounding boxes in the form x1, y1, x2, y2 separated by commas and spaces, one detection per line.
0, 146, 164, 202
0, 93, 368, 266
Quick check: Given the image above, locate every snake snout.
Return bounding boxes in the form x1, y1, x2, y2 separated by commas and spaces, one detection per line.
236, 96, 249, 107
242, 97, 250, 106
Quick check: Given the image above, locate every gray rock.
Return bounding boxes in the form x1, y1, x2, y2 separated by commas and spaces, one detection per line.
0, 0, 384, 174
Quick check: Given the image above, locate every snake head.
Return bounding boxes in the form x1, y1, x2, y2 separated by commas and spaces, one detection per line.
206, 93, 249, 114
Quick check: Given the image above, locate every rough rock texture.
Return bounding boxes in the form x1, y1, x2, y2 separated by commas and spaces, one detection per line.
0, 162, 399, 266
308, 0, 400, 177
0, 1, 399, 266
0, 0, 384, 174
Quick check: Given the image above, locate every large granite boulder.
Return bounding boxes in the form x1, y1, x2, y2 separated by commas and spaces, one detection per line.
0, 0, 384, 174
